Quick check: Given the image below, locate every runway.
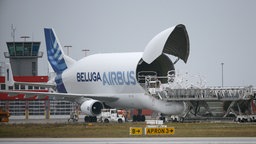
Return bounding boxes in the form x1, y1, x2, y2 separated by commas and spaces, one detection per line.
1, 138, 256, 144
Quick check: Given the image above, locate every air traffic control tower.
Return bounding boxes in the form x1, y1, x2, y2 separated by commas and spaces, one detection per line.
4, 39, 43, 76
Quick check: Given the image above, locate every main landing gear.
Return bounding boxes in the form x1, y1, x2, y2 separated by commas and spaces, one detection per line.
84, 116, 97, 122
132, 109, 145, 122
132, 115, 146, 122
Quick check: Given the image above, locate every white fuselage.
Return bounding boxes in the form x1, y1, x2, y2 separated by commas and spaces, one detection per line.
43, 25, 190, 116
61, 52, 185, 115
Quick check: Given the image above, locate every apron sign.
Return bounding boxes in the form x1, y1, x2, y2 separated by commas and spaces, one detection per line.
145, 127, 175, 135
129, 127, 143, 135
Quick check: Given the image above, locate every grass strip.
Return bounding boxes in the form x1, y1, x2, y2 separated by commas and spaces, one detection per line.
0, 122, 256, 137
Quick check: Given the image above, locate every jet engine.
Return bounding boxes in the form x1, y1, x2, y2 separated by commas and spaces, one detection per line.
80, 99, 103, 116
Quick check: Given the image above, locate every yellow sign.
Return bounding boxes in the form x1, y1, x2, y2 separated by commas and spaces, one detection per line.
130, 127, 143, 135
145, 127, 175, 135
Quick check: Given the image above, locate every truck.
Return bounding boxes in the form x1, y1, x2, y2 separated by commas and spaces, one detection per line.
99, 109, 125, 123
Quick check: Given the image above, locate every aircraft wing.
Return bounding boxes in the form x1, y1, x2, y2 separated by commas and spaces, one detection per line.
0, 90, 119, 103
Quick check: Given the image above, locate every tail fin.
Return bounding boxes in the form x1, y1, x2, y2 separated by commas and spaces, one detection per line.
5, 63, 14, 87
44, 28, 75, 74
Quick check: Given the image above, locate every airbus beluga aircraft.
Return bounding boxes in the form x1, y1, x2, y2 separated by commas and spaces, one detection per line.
1, 24, 189, 122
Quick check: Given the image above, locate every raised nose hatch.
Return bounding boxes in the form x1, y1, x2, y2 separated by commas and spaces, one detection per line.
137, 24, 189, 86
142, 24, 189, 64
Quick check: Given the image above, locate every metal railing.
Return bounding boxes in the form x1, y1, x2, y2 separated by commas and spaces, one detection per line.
149, 86, 255, 101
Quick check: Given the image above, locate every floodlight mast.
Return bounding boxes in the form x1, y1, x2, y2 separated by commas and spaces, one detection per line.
64, 45, 72, 56
221, 62, 224, 87
82, 49, 90, 57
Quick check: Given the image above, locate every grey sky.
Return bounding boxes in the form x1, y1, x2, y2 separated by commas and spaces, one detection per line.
0, 0, 256, 86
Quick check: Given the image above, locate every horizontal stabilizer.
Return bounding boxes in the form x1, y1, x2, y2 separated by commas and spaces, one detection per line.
5, 63, 14, 87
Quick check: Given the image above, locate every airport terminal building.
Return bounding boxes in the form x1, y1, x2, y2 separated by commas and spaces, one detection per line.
0, 40, 77, 119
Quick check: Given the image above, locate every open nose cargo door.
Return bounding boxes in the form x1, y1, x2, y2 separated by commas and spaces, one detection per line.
142, 24, 189, 64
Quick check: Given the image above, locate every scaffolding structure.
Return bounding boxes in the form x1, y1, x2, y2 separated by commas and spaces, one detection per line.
140, 71, 256, 118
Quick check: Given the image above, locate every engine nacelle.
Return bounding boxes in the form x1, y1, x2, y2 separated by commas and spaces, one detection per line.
80, 99, 104, 116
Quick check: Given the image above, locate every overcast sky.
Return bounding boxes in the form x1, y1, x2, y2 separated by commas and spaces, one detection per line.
0, 0, 256, 86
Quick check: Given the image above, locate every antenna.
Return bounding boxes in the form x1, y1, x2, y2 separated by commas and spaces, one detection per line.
11, 24, 16, 42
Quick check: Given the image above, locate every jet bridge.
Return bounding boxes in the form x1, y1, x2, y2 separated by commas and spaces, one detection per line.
139, 71, 256, 119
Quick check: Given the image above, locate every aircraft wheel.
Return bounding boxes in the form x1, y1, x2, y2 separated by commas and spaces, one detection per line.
84, 116, 90, 122
104, 119, 109, 123
159, 116, 165, 122
84, 116, 97, 122
137, 115, 142, 122
132, 115, 137, 122
118, 119, 123, 123
180, 117, 184, 123
141, 115, 145, 122
92, 116, 97, 122
133, 115, 145, 122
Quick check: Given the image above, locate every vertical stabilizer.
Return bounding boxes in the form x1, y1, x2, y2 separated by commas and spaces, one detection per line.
44, 28, 75, 74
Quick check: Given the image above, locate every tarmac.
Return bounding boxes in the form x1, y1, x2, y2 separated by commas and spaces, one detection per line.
8, 118, 73, 124
1, 138, 256, 144
4, 117, 256, 143
8, 116, 80, 124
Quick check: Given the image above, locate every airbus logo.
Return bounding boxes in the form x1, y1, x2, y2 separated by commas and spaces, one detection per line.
77, 71, 136, 85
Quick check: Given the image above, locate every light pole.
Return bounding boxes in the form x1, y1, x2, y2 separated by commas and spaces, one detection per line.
82, 49, 90, 57
20, 36, 30, 42
64, 45, 72, 56
221, 62, 224, 87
